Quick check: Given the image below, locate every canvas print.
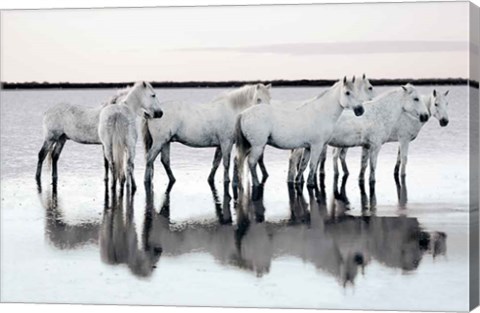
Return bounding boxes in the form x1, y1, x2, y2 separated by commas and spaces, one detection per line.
0, 1, 479, 311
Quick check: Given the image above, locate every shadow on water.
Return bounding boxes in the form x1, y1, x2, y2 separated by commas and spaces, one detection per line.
38, 178, 447, 283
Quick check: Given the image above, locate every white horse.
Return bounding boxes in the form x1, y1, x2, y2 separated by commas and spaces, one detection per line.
391, 89, 450, 176
327, 89, 449, 179
287, 74, 376, 182
99, 81, 163, 195
236, 77, 365, 188
295, 84, 429, 188
142, 83, 272, 189
35, 82, 163, 186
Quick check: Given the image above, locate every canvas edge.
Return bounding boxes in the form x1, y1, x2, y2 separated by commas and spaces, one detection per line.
469, 1, 480, 312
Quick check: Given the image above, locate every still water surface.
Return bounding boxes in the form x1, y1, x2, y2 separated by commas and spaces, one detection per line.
0, 86, 472, 310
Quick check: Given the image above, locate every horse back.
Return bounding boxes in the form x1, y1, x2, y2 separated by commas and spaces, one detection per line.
44, 102, 102, 144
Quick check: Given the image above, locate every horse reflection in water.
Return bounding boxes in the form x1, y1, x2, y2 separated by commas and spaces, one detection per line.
38, 178, 447, 282
39, 181, 161, 277
40, 183, 100, 249
100, 186, 162, 277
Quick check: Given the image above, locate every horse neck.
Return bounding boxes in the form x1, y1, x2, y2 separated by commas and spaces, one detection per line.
312, 84, 344, 122
122, 89, 142, 116
376, 91, 407, 125
421, 94, 433, 117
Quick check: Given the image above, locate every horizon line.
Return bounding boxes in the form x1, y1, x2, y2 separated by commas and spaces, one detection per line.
1, 77, 478, 90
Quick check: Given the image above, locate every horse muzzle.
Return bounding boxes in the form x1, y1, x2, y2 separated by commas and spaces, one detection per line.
353, 106, 365, 117
153, 110, 163, 119
419, 114, 429, 123
439, 118, 449, 127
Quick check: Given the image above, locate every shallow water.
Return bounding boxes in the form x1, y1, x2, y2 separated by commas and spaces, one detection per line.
0, 86, 473, 311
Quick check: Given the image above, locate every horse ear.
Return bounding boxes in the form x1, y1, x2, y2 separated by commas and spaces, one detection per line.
362, 73, 366, 80
352, 75, 356, 83
142, 81, 147, 88
444, 90, 449, 96
256, 84, 260, 90
266, 83, 272, 89
402, 85, 408, 92
343, 76, 347, 85
433, 89, 437, 97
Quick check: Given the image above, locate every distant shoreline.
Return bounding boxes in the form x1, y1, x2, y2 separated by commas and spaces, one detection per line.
1, 78, 478, 90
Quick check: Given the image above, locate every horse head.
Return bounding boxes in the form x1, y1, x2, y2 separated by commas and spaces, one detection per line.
355, 73, 376, 101
339, 76, 365, 116
252, 83, 272, 105
401, 84, 429, 123
130, 81, 163, 119
430, 89, 450, 127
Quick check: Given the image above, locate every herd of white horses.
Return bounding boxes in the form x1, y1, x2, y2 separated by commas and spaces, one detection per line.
35, 76, 450, 205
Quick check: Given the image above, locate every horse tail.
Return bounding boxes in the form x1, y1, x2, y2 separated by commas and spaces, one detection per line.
235, 115, 251, 186
112, 116, 126, 181
141, 118, 153, 156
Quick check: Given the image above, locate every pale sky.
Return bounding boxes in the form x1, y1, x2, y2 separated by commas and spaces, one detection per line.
0, 1, 473, 82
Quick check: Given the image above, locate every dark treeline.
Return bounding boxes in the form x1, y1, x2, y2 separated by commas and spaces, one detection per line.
1, 78, 478, 90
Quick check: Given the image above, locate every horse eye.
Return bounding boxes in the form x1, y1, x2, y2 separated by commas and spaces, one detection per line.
435, 103, 439, 106
345, 91, 350, 96
368, 87, 373, 91
151, 94, 156, 98
257, 98, 262, 104
414, 97, 419, 101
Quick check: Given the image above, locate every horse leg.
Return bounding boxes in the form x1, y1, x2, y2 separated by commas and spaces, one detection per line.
36, 139, 54, 183
368, 146, 381, 188
332, 148, 340, 177
160, 143, 176, 183
144, 142, 163, 189
399, 141, 409, 177
339, 148, 349, 176
287, 150, 300, 183
358, 147, 369, 182
394, 146, 401, 177
220, 142, 233, 184
248, 146, 264, 187
295, 148, 310, 184
51, 135, 67, 185
368, 147, 379, 211
258, 153, 268, 181
318, 145, 327, 178
306, 145, 323, 188
126, 145, 136, 196
208, 147, 222, 184
232, 155, 239, 189
102, 146, 109, 183
105, 144, 116, 196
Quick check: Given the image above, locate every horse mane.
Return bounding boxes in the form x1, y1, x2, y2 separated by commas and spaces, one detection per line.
313, 88, 330, 100
213, 84, 257, 108
370, 86, 403, 102
101, 87, 130, 107
296, 81, 341, 109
